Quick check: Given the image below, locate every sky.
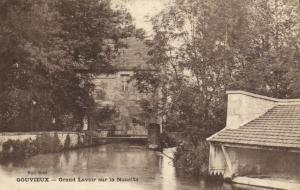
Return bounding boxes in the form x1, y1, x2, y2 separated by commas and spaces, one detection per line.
111, 0, 172, 36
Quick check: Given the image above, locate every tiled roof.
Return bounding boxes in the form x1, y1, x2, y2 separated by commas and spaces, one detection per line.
208, 105, 300, 149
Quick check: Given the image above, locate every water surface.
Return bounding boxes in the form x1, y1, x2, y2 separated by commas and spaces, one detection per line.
0, 143, 268, 190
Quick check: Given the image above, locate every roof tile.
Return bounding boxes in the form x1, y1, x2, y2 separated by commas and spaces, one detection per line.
208, 105, 300, 148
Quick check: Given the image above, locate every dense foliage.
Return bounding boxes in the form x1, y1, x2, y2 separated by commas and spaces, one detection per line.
93, 105, 120, 124
134, 0, 300, 175
136, 0, 300, 138
0, 0, 137, 131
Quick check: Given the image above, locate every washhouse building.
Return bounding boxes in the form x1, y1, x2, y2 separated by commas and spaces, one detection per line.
207, 91, 300, 189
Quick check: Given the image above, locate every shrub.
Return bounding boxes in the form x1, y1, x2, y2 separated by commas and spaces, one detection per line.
33, 133, 63, 153
64, 134, 71, 150
174, 140, 209, 176
53, 133, 63, 152
159, 132, 178, 148
93, 106, 119, 124
23, 139, 39, 157
1, 139, 38, 160
76, 133, 84, 148
0, 133, 83, 161
35, 133, 55, 153
2, 140, 13, 153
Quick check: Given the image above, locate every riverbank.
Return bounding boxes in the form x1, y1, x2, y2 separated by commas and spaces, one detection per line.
0, 131, 96, 161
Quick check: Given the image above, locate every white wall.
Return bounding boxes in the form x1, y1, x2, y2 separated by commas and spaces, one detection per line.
226, 91, 276, 129
226, 90, 300, 129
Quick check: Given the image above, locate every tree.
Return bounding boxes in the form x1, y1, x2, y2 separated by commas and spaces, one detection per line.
134, 0, 300, 137
231, 0, 300, 98
133, 0, 300, 176
0, 0, 137, 131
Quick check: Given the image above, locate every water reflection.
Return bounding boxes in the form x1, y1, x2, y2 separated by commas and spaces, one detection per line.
0, 143, 269, 190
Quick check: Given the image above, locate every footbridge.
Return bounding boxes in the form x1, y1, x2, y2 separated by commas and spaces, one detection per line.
84, 126, 159, 148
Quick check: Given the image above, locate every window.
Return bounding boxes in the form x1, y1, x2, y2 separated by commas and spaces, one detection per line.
95, 89, 106, 100
132, 117, 138, 124
120, 74, 130, 92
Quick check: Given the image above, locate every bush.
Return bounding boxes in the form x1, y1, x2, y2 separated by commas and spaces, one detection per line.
0, 133, 65, 161
76, 133, 85, 148
93, 106, 119, 124
159, 132, 178, 148
2, 140, 13, 153
1, 139, 38, 160
35, 133, 62, 153
174, 140, 209, 176
64, 134, 71, 150
0, 133, 90, 161
53, 133, 64, 151
23, 139, 39, 157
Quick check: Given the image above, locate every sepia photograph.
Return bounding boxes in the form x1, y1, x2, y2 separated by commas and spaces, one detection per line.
0, 0, 300, 189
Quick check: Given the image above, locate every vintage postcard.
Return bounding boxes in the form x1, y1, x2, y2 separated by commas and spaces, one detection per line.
0, 0, 299, 190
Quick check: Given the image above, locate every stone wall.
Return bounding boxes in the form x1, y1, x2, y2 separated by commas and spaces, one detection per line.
0, 132, 83, 152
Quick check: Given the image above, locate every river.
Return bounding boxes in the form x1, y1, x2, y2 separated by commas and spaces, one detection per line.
0, 143, 268, 190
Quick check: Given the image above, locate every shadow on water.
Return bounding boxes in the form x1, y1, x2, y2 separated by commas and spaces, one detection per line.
0, 143, 271, 190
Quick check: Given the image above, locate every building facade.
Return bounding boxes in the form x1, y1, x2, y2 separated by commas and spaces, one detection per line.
90, 37, 157, 136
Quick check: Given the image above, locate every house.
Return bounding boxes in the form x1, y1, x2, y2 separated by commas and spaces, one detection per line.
207, 90, 300, 189
90, 37, 159, 136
